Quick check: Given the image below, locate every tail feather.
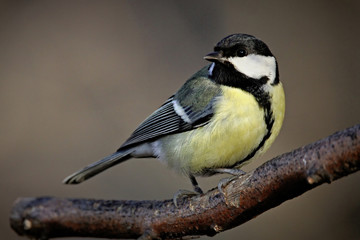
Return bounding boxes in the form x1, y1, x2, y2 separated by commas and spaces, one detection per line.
63, 150, 132, 184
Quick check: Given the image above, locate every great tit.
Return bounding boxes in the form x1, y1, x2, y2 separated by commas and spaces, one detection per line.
63, 33, 285, 195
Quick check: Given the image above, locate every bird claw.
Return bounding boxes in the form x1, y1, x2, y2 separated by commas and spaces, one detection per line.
217, 176, 238, 195
173, 189, 201, 207
216, 168, 247, 195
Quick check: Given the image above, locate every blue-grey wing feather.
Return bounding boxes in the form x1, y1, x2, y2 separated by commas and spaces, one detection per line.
119, 96, 193, 149
118, 65, 221, 150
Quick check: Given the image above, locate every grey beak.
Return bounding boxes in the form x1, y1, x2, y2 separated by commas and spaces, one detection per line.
204, 51, 223, 62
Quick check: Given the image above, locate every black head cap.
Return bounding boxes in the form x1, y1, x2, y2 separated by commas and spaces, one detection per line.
214, 33, 274, 58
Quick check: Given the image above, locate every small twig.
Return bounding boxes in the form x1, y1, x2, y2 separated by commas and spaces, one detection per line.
10, 124, 360, 239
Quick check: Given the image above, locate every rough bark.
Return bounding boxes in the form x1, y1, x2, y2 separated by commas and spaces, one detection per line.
10, 124, 360, 239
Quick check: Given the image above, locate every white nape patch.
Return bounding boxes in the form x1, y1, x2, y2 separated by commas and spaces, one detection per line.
228, 54, 276, 82
172, 99, 191, 123
208, 62, 215, 76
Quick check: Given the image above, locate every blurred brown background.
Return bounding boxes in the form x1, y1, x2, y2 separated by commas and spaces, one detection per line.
1, 1, 360, 239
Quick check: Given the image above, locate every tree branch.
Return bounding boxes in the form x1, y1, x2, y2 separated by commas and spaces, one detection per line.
10, 124, 360, 239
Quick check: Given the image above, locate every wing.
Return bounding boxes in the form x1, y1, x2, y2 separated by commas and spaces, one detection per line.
119, 65, 221, 149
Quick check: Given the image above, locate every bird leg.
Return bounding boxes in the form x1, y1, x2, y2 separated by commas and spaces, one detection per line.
189, 174, 204, 194
173, 174, 203, 207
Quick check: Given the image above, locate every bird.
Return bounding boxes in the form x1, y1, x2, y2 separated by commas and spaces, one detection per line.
63, 33, 285, 197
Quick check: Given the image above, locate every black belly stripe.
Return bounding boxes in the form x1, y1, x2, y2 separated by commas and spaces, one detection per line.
206, 62, 277, 171
231, 105, 274, 168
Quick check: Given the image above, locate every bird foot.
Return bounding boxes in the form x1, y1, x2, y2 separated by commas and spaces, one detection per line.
215, 168, 247, 195
217, 176, 238, 194
173, 189, 202, 207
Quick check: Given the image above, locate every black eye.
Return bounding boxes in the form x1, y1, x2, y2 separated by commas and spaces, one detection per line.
236, 49, 247, 57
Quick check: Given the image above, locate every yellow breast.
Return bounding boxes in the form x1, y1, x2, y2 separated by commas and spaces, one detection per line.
160, 83, 285, 176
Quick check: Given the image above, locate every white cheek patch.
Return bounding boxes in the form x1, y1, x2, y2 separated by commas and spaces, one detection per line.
227, 54, 276, 82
